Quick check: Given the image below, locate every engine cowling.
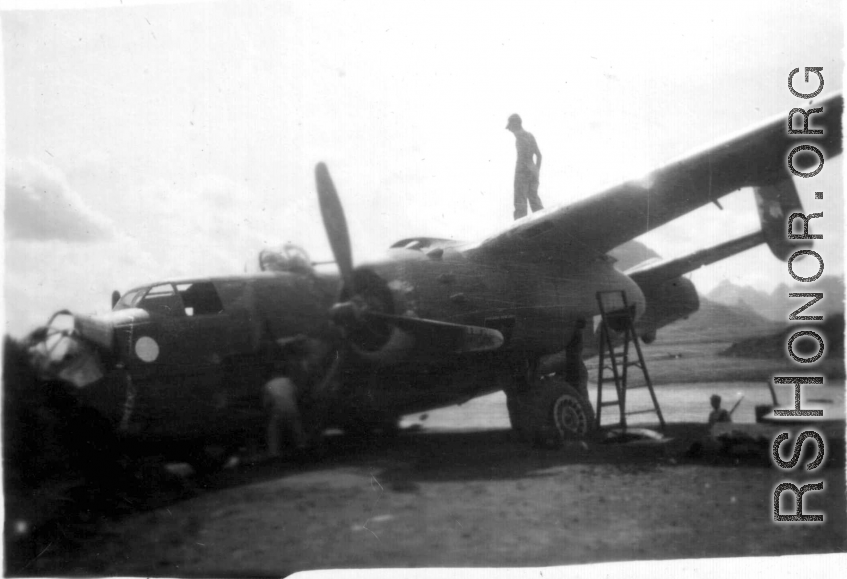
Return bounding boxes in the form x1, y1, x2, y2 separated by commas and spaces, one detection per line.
335, 268, 415, 364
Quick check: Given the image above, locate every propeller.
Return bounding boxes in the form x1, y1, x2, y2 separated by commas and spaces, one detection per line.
307, 162, 358, 435
315, 163, 394, 343
314, 162, 505, 353
316, 162, 407, 337
315, 162, 353, 289
305, 162, 504, 442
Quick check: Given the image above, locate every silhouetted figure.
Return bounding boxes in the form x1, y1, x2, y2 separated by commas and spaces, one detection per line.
708, 394, 732, 425
506, 113, 543, 219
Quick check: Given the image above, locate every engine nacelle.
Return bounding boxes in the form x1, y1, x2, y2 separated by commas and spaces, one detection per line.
632, 275, 700, 341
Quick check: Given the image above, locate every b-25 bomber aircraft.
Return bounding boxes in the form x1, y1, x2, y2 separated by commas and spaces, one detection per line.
25, 93, 843, 468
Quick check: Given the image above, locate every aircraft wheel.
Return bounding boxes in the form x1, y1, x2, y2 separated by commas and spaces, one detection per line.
527, 376, 595, 447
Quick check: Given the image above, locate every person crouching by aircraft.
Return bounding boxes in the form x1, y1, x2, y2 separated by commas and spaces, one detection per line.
264, 376, 305, 457
506, 113, 543, 220
264, 341, 309, 458
708, 394, 732, 425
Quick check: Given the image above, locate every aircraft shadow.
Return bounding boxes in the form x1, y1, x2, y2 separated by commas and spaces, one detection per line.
188, 420, 797, 499
7, 420, 844, 576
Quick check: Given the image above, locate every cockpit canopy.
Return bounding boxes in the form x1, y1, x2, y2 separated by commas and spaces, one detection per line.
113, 281, 224, 317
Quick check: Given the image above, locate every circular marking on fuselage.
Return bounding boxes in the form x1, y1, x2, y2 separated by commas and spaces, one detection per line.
135, 336, 160, 363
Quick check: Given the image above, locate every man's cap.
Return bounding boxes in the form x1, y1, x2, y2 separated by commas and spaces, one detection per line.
506, 113, 522, 129
710, 394, 721, 403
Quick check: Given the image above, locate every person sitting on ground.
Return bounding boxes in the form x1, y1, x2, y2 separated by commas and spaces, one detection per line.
708, 394, 732, 425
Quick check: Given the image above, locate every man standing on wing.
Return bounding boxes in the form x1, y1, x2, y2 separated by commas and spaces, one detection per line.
506, 113, 543, 220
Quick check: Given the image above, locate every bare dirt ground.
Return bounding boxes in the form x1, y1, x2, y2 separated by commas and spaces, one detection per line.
9, 342, 847, 576
17, 417, 846, 575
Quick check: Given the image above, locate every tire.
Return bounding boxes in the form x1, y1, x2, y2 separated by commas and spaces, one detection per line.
526, 376, 595, 447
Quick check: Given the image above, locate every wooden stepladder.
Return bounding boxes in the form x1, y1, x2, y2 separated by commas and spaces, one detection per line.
594, 290, 665, 432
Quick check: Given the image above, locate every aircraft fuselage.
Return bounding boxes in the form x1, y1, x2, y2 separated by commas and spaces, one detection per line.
45, 238, 647, 448
331, 239, 646, 419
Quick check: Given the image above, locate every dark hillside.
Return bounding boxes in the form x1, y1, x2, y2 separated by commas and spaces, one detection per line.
659, 297, 781, 344
721, 314, 845, 360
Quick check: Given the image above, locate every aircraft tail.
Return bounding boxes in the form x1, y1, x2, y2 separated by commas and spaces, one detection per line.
753, 178, 812, 261
633, 177, 814, 281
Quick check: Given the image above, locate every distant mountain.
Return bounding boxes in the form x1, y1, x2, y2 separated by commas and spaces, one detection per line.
660, 297, 782, 344
707, 276, 845, 321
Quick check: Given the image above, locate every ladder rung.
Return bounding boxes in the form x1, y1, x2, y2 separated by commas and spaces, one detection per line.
595, 289, 664, 432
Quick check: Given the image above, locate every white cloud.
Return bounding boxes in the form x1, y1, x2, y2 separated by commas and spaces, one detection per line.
2, 0, 843, 336
5, 157, 115, 242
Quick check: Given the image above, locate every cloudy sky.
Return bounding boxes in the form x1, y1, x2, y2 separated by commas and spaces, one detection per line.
2, 0, 844, 337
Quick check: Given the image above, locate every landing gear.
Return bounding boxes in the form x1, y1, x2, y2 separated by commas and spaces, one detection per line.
506, 375, 595, 447
543, 378, 595, 442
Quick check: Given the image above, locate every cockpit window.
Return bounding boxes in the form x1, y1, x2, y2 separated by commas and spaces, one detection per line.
113, 288, 146, 310
137, 284, 184, 316
176, 282, 224, 316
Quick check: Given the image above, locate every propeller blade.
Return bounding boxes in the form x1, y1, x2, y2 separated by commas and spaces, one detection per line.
365, 311, 504, 353
315, 163, 354, 287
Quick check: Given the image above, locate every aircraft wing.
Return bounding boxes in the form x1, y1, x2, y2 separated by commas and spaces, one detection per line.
469, 93, 843, 265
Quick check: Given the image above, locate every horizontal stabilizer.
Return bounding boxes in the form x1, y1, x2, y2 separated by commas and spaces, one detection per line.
629, 231, 765, 284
